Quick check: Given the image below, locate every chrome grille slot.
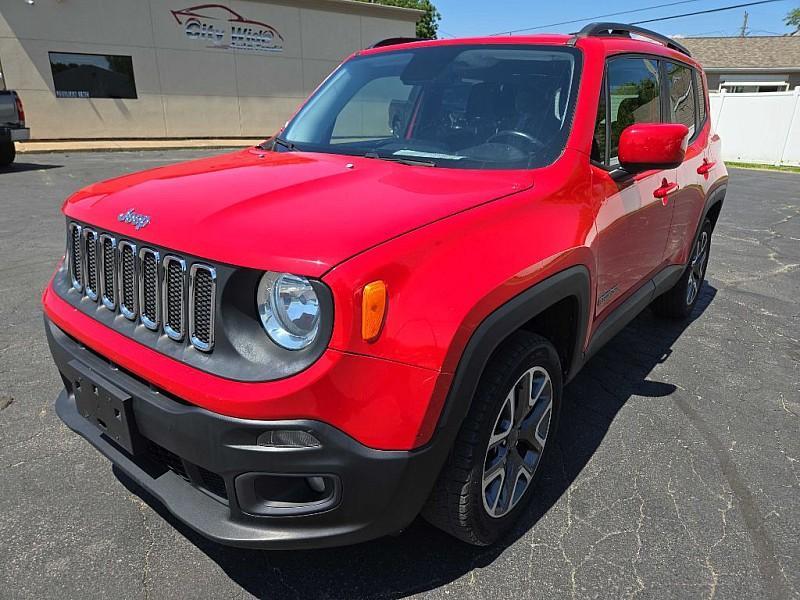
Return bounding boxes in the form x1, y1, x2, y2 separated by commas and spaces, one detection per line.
99, 234, 117, 310
118, 241, 138, 320
68, 222, 83, 291
82, 228, 99, 301
138, 248, 160, 330
162, 256, 186, 341
189, 264, 216, 352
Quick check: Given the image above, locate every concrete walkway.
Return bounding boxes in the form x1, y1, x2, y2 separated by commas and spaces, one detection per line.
16, 138, 266, 153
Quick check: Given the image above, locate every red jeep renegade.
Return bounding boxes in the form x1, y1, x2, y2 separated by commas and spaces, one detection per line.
43, 23, 727, 548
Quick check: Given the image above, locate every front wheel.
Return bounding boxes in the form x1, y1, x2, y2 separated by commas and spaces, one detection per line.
422, 331, 562, 545
652, 218, 712, 319
0, 140, 16, 168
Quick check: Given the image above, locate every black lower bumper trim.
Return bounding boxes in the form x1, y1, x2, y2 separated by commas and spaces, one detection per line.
46, 317, 451, 549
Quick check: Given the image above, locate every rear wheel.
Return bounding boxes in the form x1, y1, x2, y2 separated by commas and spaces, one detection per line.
0, 140, 16, 167
423, 331, 561, 545
652, 218, 712, 319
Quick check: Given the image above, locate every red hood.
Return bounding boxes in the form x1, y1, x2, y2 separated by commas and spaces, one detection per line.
63, 148, 532, 276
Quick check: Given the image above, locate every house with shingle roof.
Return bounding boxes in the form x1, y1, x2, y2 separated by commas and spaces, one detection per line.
679, 35, 800, 93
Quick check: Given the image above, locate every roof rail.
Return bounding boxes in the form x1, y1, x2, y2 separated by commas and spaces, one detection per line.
368, 37, 424, 49
573, 22, 692, 58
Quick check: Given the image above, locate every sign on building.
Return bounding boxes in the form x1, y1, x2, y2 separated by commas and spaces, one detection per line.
171, 4, 284, 53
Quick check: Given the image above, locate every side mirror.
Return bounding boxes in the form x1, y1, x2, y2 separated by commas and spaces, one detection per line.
618, 123, 689, 173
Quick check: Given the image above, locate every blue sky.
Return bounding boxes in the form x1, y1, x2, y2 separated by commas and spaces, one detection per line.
436, 0, 798, 38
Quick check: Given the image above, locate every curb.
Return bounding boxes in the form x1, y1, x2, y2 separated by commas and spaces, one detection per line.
15, 139, 266, 154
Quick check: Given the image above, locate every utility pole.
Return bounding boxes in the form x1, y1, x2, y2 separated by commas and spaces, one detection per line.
739, 11, 749, 37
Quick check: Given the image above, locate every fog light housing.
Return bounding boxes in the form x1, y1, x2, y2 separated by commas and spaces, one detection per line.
235, 473, 340, 516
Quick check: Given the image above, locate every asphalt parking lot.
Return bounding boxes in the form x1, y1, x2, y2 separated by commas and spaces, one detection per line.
1, 151, 798, 599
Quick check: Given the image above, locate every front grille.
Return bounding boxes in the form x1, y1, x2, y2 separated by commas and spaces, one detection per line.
189, 264, 216, 351
138, 248, 160, 330
83, 229, 99, 301
67, 222, 216, 352
99, 234, 117, 309
68, 223, 83, 290
163, 256, 186, 341
118, 241, 138, 320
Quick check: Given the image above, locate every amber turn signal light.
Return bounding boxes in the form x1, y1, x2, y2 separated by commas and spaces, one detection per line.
361, 280, 387, 342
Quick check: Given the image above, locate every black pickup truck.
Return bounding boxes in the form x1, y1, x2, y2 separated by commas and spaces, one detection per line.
0, 90, 29, 167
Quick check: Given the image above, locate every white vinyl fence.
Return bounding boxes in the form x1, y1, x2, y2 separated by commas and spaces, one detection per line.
709, 87, 800, 166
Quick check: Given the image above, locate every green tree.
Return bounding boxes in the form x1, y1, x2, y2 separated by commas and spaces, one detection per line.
357, 0, 441, 39
786, 7, 800, 34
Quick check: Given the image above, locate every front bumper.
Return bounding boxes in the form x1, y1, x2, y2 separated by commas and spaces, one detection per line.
46, 318, 449, 549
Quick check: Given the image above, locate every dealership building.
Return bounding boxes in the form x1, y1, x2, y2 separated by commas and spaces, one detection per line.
0, 0, 420, 139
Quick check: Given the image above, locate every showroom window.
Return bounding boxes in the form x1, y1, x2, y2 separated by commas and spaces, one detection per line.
49, 52, 137, 99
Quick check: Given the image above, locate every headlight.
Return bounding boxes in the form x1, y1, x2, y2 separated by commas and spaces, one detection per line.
257, 272, 321, 350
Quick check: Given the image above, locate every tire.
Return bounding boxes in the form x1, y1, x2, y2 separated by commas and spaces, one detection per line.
0, 140, 15, 168
651, 218, 712, 319
422, 331, 562, 545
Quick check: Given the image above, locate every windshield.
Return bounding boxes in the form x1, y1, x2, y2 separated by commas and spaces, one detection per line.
279, 45, 582, 169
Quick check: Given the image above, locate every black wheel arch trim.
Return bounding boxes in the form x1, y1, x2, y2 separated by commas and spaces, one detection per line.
702, 178, 727, 233
436, 265, 591, 433
683, 177, 726, 279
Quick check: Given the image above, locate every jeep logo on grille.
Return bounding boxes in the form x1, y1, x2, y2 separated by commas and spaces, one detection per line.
118, 208, 151, 230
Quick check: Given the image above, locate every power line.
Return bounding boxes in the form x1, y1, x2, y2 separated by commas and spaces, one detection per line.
631, 0, 788, 25
685, 29, 730, 35
488, 0, 708, 35
487, 0, 790, 37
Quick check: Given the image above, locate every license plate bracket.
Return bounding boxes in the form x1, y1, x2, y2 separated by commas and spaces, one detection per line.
70, 360, 142, 455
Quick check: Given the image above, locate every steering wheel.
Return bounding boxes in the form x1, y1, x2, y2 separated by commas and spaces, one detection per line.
487, 129, 542, 149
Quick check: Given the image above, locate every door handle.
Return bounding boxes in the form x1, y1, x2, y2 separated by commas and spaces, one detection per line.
697, 160, 716, 175
653, 180, 678, 205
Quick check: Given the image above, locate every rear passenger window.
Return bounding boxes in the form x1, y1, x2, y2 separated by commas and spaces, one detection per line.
694, 70, 706, 127
607, 57, 661, 163
666, 62, 696, 138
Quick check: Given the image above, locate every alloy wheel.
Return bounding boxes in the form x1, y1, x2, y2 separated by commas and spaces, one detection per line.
686, 230, 708, 305
482, 366, 553, 518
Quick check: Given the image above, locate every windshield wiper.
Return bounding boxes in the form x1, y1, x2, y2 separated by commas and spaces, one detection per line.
363, 151, 435, 167
269, 136, 297, 152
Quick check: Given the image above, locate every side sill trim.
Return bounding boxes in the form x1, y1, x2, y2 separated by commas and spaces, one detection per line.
584, 264, 684, 360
